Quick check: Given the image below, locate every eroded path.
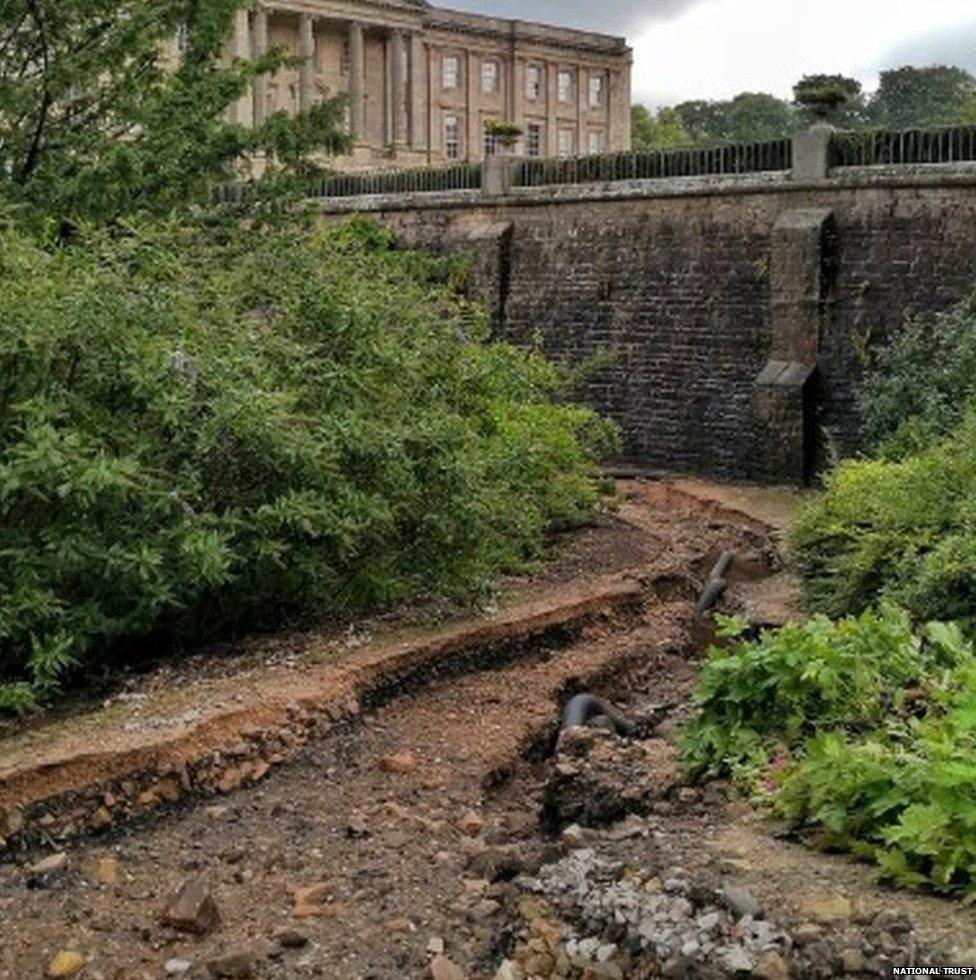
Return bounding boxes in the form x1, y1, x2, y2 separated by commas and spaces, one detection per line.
2, 480, 972, 980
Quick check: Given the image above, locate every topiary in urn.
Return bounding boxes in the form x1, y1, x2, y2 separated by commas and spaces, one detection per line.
793, 74, 861, 122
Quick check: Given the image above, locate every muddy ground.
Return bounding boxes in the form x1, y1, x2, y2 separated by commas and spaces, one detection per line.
1, 480, 973, 980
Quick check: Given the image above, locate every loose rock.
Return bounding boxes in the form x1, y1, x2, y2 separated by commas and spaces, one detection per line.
718, 883, 761, 919
163, 877, 222, 935
45, 951, 86, 978
754, 950, 790, 980
457, 809, 485, 838
797, 895, 853, 925
275, 928, 309, 949
89, 856, 122, 886
561, 823, 588, 849
31, 852, 68, 876
430, 954, 466, 980
379, 752, 419, 774
207, 948, 255, 978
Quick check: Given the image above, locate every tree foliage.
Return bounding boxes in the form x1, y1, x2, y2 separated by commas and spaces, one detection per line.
634, 63, 976, 152
870, 66, 976, 130
672, 93, 798, 144
858, 292, 976, 457
630, 105, 690, 151
790, 290, 976, 627
0, 215, 617, 711
0, 0, 350, 226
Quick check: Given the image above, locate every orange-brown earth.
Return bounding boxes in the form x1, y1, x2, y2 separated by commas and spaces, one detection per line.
3, 479, 969, 980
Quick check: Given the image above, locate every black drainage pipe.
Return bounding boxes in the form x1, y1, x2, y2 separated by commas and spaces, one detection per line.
695, 550, 735, 617
560, 693, 636, 737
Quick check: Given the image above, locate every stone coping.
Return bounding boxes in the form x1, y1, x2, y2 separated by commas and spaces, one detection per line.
313, 164, 976, 214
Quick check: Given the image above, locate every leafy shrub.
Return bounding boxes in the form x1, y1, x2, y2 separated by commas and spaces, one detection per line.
790, 418, 976, 623
859, 292, 976, 457
0, 214, 617, 710
683, 609, 976, 894
682, 607, 960, 779
790, 288, 976, 625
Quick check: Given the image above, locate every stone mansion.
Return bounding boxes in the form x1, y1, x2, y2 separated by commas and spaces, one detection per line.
220, 0, 633, 168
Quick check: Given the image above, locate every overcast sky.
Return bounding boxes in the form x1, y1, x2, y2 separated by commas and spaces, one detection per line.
444, 0, 976, 106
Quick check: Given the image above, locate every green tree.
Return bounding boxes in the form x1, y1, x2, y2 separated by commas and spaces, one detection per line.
724, 92, 798, 142
868, 66, 976, 129
0, 0, 350, 226
673, 99, 732, 143
672, 93, 797, 145
631, 104, 690, 150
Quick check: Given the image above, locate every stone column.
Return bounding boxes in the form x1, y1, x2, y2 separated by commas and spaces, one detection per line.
620, 61, 633, 150
230, 7, 252, 126
348, 22, 365, 141
383, 35, 393, 146
391, 30, 409, 148
252, 8, 269, 125
409, 34, 426, 150
546, 61, 558, 156
506, 51, 519, 129
298, 14, 315, 113
466, 49, 480, 161
577, 64, 587, 153
793, 123, 834, 180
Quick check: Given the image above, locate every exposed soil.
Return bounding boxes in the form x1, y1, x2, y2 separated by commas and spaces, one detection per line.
2, 478, 969, 980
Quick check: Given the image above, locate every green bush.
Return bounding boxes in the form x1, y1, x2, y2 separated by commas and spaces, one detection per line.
682, 607, 959, 779
789, 287, 976, 625
0, 214, 617, 711
859, 292, 976, 457
683, 609, 976, 894
790, 418, 976, 623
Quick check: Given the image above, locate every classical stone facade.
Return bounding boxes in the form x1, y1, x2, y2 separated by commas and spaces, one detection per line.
223, 0, 632, 168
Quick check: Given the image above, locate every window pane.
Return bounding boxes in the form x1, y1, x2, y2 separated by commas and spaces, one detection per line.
588, 74, 603, 108
483, 122, 498, 157
443, 55, 459, 90
557, 129, 574, 157
527, 123, 541, 157
481, 60, 498, 94
444, 114, 460, 159
588, 130, 605, 155
558, 70, 573, 103
525, 65, 541, 100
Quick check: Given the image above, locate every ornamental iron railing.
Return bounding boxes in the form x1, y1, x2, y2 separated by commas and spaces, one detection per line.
829, 125, 976, 168
515, 139, 793, 187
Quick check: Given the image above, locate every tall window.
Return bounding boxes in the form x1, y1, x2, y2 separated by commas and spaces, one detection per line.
526, 123, 542, 158
340, 39, 350, 75
483, 122, 499, 157
444, 114, 461, 159
442, 54, 460, 90
588, 130, 605, 155
525, 65, 542, 101
557, 69, 574, 103
481, 60, 499, 95
557, 128, 574, 158
588, 74, 604, 108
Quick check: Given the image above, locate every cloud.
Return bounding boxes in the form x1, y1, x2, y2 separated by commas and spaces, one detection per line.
439, 0, 715, 36
875, 21, 976, 76
628, 0, 976, 107
439, 0, 976, 106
